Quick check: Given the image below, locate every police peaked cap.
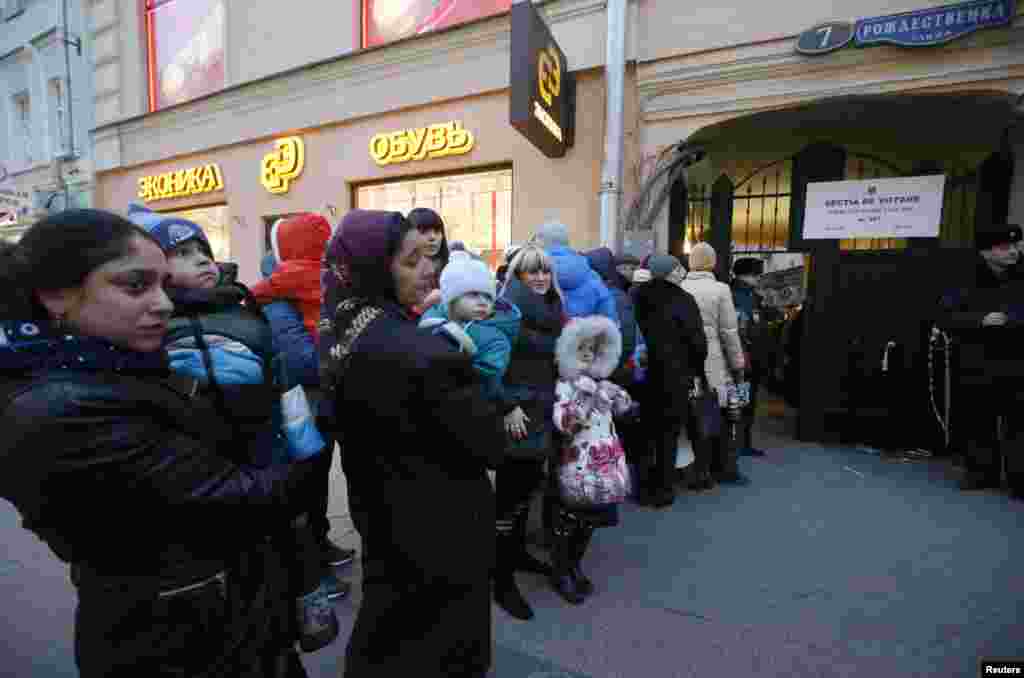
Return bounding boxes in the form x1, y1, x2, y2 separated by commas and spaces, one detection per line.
975, 223, 1022, 251
732, 257, 765, 276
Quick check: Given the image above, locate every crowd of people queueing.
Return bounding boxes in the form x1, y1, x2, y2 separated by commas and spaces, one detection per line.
0, 205, 770, 678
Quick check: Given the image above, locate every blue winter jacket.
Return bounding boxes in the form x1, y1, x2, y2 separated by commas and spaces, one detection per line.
262, 300, 318, 389
419, 297, 522, 412
546, 245, 619, 324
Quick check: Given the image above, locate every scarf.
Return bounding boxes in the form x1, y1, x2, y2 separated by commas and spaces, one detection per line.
500, 276, 564, 334
319, 210, 405, 388
0, 319, 169, 375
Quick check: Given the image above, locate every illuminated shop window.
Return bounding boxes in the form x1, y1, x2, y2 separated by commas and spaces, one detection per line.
355, 168, 513, 269
146, 0, 225, 111
363, 0, 511, 48
161, 204, 231, 262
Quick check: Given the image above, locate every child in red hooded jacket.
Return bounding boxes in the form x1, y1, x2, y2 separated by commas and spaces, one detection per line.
252, 213, 332, 340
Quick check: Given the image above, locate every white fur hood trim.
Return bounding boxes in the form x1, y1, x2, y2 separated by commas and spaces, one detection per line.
555, 315, 622, 380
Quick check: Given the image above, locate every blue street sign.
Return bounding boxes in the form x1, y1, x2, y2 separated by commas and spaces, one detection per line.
855, 0, 1015, 47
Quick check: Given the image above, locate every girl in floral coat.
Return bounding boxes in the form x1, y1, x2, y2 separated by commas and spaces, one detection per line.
550, 315, 633, 604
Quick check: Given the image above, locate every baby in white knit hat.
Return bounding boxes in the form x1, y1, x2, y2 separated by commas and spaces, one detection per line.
418, 252, 522, 404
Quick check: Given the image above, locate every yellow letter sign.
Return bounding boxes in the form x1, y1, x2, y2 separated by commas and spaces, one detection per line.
138, 164, 224, 202
262, 136, 305, 194
369, 121, 475, 166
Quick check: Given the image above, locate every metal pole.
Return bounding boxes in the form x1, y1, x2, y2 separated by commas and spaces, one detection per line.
598, 0, 627, 253
60, 0, 74, 208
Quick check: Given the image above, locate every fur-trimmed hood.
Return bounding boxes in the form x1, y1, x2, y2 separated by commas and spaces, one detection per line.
555, 315, 622, 380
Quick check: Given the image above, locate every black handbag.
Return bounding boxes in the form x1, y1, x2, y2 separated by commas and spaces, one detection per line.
689, 375, 722, 441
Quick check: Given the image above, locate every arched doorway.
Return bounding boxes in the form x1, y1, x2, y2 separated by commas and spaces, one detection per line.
669, 91, 1021, 448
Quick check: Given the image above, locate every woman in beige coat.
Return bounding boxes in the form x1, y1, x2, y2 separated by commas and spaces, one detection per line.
679, 243, 750, 486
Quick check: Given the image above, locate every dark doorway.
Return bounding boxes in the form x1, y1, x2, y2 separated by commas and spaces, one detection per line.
820, 248, 977, 452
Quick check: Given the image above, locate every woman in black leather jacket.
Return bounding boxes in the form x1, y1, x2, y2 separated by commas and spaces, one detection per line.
0, 210, 315, 678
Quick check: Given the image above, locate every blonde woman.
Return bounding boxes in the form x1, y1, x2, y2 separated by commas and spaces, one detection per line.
679, 242, 750, 485
493, 245, 566, 616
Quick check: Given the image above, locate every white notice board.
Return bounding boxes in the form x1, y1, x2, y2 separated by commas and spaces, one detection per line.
804, 175, 946, 240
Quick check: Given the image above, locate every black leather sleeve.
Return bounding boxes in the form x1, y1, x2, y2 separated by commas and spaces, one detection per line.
0, 380, 310, 519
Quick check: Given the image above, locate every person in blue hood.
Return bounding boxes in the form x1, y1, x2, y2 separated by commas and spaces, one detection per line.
536, 220, 618, 325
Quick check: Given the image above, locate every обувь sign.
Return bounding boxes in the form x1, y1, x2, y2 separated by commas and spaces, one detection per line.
803, 175, 947, 240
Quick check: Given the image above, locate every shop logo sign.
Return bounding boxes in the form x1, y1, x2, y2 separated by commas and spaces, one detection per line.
855, 0, 1014, 47
538, 46, 561, 107
369, 121, 475, 166
510, 1, 574, 159
261, 136, 305, 195
138, 164, 224, 202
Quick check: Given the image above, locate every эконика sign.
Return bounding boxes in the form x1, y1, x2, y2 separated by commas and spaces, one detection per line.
803, 175, 947, 240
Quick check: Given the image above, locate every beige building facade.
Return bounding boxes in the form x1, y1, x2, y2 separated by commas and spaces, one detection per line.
89, 0, 1024, 283
630, 0, 1024, 260
89, 0, 614, 285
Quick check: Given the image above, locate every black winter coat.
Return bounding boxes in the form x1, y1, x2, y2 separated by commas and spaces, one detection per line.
632, 279, 709, 421
937, 257, 1024, 384
331, 302, 505, 678
500, 276, 564, 433
585, 248, 640, 378
0, 324, 311, 677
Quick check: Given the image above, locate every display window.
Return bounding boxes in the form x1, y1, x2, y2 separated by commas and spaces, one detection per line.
146, 0, 226, 111
362, 0, 510, 48
355, 168, 513, 268
160, 204, 231, 262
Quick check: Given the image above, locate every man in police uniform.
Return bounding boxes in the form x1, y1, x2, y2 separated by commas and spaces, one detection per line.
731, 258, 769, 457
938, 223, 1024, 497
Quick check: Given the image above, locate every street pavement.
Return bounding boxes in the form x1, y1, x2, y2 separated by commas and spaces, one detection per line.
2, 399, 1023, 677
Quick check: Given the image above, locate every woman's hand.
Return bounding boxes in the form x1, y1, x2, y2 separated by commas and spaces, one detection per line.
574, 375, 598, 395
504, 406, 530, 440
422, 288, 442, 309
983, 312, 1009, 327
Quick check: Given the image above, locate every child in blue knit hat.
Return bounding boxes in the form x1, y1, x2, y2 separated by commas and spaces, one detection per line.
126, 203, 340, 652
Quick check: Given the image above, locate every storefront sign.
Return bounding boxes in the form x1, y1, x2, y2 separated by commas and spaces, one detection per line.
804, 175, 947, 240
855, 0, 1014, 47
138, 164, 224, 202
795, 21, 855, 55
369, 121, 475, 166
261, 136, 305, 194
510, 1, 575, 159
0, 163, 31, 219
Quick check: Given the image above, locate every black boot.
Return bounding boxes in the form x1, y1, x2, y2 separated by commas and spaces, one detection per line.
493, 531, 534, 620
548, 514, 584, 605
569, 523, 594, 597
714, 428, 751, 486
295, 581, 340, 653
512, 504, 552, 575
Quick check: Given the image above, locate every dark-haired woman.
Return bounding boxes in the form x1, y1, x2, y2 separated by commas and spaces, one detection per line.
321, 209, 505, 677
0, 210, 316, 677
407, 207, 450, 315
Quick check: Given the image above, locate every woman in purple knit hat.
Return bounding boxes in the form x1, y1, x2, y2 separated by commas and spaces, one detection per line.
319, 209, 505, 678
